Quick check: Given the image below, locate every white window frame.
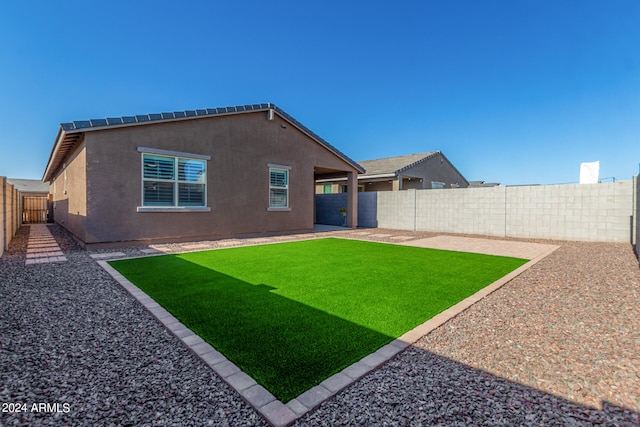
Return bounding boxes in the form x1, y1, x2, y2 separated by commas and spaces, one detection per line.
137, 147, 211, 213
268, 164, 291, 211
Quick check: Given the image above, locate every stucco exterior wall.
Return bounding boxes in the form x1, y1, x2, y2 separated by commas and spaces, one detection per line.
401, 154, 468, 189
376, 181, 635, 242
54, 111, 358, 245
50, 142, 88, 242
363, 181, 393, 192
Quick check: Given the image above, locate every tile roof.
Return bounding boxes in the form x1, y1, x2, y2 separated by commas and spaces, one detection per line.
59, 103, 275, 132
7, 178, 49, 193
44, 103, 364, 181
357, 152, 439, 176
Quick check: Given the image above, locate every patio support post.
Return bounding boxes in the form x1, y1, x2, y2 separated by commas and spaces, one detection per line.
346, 171, 358, 228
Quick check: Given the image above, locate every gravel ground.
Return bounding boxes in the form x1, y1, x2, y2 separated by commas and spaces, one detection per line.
1, 226, 267, 427
1, 225, 639, 426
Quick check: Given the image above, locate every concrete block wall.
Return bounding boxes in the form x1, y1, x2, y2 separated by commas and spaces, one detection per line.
315, 192, 379, 228
1, 177, 20, 256
506, 182, 633, 242
634, 176, 639, 255
376, 190, 417, 230
372, 180, 636, 243
357, 192, 378, 228
414, 187, 506, 237
315, 193, 348, 226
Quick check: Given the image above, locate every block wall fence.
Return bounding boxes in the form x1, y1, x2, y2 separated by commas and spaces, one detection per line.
318, 178, 639, 254
4, 178, 639, 257
634, 176, 639, 255
0, 177, 21, 257
315, 192, 378, 228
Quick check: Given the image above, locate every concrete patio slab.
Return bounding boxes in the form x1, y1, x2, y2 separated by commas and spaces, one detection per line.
405, 235, 559, 259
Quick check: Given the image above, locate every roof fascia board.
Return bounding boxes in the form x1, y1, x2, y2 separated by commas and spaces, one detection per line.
271, 107, 365, 174
43, 103, 365, 181
358, 173, 396, 179
395, 151, 438, 174
61, 108, 268, 135
42, 126, 66, 182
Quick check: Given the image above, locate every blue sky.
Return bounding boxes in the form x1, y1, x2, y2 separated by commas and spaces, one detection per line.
1, 1, 638, 185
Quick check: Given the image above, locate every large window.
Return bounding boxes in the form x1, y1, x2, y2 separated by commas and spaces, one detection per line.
142, 153, 206, 207
269, 167, 289, 208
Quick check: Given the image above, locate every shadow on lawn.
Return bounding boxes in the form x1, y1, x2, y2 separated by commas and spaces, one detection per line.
109, 254, 639, 425
110, 255, 395, 403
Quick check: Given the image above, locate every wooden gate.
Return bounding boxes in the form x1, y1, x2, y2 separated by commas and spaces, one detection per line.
23, 196, 49, 224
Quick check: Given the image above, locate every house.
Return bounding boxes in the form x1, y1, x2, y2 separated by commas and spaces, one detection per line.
468, 180, 501, 187
6, 178, 51, 224
42, 104, 364, 247
316, 151, 468, 193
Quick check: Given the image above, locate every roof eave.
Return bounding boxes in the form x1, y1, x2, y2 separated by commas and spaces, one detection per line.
395, 151, 439, 175
42, 103, 365, 180
358, 173, 397, 180
42, 126, 66, 182
272, 107, 365, 174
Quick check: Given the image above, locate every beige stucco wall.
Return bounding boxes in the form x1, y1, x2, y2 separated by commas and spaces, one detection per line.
54, 111, 359, 245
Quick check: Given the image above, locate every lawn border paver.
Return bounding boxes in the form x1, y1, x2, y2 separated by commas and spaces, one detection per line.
97, 237, 559, 427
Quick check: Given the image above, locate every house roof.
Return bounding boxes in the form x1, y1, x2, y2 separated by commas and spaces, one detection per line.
357, 152, 439, 177
7, 178, 49, 193
43, 103, 364, 181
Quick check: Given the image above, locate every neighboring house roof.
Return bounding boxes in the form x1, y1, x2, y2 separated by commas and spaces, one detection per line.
468, 180, 501, 187
357, 152, 439, 177
43, 103, 364, 181
7, 178, 49, 193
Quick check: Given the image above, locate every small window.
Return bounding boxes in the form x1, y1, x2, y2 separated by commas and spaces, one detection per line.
142, 153, 206, 207
431, 181, 445, 189
269, 167, 289, 208
323, 184, 332, 194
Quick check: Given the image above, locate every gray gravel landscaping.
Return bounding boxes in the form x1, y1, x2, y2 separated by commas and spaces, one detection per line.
1, 224, 639, 426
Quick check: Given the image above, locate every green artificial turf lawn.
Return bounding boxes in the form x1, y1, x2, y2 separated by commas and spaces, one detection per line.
109, 238, 527, 402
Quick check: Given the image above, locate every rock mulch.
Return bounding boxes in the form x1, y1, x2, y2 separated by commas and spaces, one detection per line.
1, 225, 639, 426
1, 226, 267, 427
416, 240, 640, 413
